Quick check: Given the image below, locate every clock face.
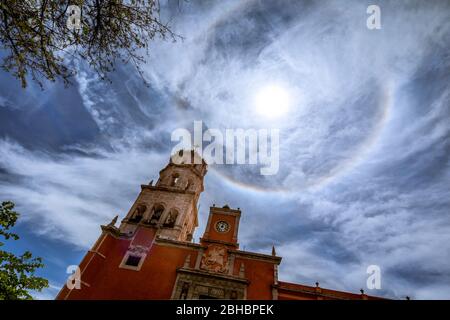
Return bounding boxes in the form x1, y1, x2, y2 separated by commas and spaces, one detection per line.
215, 221, 230, 233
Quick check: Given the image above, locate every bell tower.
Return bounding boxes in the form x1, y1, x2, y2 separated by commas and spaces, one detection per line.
119, 150, 207, 242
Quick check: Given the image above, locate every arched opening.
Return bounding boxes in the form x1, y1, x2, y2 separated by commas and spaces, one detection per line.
129, 204, 146, 223
164, 209, 178, 228
148, 204, 164, 224
171, 173, 180, 187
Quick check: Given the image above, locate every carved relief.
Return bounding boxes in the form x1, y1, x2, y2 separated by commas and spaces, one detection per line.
119, 245, 150, 271
127, 245, 150, 256
200, 245, 228, 273
171, 272, 247, 299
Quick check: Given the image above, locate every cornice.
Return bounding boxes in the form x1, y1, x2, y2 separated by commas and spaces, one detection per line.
210, 206, 241, 216
176, 267, 249, 285
230, 249, 282, 264
140, 184, 196, 195
200, 238, 239, 248
155, 236, 206, 250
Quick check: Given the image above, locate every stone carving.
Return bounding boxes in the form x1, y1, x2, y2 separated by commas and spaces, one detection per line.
210, 288, 224, 296
200, 245, 228, 273
127, 245, 150, 256
173, 273, 246, 299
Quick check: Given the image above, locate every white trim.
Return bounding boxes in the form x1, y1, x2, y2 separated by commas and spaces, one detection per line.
119, 252, 146, 271
88, 250, 106, 259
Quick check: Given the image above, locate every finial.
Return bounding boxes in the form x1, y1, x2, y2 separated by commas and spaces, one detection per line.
271, 245, 276, 256
107, 215, 118, 227
315, 282, 319, 287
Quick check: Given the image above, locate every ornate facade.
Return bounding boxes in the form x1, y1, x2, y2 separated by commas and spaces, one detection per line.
56, 150, 384, 300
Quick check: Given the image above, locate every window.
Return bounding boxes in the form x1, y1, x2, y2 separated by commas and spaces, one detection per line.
148, 205, 164, 224
163, 209, 178, 228
119, 246, 149, 271
129, 204, 146, 223
125, 255, 141, 267
171, 173, 180, 186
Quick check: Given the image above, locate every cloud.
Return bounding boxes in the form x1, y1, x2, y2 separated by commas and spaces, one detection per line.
0, 140, 169, 248
32, 282, 62, 300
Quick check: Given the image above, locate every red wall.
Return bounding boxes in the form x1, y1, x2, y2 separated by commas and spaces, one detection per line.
58, 228, 279, 300
234, 257, 275, 300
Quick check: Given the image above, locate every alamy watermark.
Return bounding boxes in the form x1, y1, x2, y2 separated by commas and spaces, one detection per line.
66, 265, 81, 290
171, 121, 280, 176
366, 265, 381, 290
367, 5, 381, 30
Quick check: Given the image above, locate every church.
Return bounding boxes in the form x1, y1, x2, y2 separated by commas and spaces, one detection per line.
56, 150, 384, 300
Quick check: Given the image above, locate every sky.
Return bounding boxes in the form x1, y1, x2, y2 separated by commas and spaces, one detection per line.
0, 0, 449, 300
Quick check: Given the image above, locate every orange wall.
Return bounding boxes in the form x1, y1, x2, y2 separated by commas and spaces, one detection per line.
234, 257, 275, 300
58, 244, 341, 301
58, 228, 383, 301
59, 230, 279, 300
64, 233, 200, 299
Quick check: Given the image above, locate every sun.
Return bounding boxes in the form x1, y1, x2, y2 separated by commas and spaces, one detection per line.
253, 84, 291, 118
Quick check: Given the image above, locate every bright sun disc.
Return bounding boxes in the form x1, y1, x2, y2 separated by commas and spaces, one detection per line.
254, 85, 290, 118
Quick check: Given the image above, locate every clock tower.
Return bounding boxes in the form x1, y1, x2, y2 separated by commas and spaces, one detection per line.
200, 205, 241, 249
171, 205, 249, 299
